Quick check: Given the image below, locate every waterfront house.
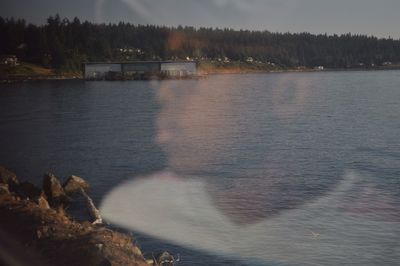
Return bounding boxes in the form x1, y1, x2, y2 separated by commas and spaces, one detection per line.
1, 55, 18, 66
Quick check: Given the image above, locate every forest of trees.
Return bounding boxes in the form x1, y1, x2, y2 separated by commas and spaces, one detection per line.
1, 14, 400, 71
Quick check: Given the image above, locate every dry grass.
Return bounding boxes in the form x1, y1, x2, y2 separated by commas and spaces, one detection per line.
0, 194, 147, 266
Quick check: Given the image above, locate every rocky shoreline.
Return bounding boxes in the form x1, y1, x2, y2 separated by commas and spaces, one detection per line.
0, 166, 176, 266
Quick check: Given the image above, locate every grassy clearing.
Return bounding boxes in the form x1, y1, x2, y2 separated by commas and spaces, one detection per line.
0, 62, 54, 76
0, 62, 83, 81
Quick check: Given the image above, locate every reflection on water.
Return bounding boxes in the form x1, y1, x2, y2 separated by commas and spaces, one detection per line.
101, 72, 400, 265
0, 72, 399, 265
154, 74, 324, 224
0, 81, 166, 203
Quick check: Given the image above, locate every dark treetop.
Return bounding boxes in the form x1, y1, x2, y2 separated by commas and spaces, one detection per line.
1, 15, 400, 71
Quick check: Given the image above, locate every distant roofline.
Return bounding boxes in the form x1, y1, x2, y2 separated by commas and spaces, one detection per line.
84, 60, 197, 65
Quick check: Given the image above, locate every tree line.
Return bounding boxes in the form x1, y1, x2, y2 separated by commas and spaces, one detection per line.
1, 14, 400, 71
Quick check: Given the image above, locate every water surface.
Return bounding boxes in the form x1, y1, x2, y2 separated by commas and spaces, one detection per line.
0, 71, 399, 265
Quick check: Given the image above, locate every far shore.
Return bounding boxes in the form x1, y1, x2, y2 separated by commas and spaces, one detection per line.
1, 64, 400, 84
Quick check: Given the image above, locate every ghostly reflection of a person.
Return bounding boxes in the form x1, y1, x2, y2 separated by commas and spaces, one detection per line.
154, 75, 327, 225
101, 75, 400, 265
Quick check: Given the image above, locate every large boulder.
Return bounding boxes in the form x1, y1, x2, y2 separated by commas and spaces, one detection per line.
155, 251, 175, 266
0, 166, 19, 191
63, 175, 89, 194
42, 173, 68, 206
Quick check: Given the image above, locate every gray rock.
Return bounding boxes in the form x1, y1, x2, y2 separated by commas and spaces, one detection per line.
63, 175, 89, 194
156, 251, 175, 266
42, 173, 68, 206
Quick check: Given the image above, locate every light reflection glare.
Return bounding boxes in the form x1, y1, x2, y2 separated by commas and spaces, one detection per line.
99, 74, 397, 265
101, 167, 399, 265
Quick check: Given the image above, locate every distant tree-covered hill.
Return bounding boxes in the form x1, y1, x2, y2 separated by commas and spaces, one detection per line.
1, 14, 400, 71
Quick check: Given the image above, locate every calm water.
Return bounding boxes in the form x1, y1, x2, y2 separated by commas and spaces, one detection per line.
0, 71, 399, 265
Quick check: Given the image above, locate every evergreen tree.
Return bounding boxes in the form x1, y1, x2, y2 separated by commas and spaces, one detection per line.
1, 15, 400, 71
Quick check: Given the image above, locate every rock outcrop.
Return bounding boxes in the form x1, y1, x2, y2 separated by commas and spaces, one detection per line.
63, 175, 90, 194
0, 194, 148, 266
36, 195, 51, 209
0, 166, 19, 191
42, 173, 69, 206
0, 166, 148, 266
155, 251, 176, 266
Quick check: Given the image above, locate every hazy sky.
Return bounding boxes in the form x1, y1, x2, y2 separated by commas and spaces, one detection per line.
1, 0, 400, 38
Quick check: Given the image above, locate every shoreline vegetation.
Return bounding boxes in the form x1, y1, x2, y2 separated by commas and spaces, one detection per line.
1, 60, 400, 83
0, 166, 177, 266
1, 15, 400, 83
0, 62, 82, 83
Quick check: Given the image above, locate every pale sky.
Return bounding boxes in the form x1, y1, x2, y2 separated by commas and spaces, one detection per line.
1, 0, 400, 38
